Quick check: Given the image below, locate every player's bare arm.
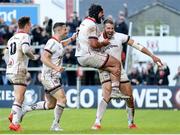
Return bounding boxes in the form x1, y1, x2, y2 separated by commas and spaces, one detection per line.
89, 38, 110, 48
128, 39, 163, 66
61, 32, 77, 46
22, 43, 39, 60
41, 50, 64, 72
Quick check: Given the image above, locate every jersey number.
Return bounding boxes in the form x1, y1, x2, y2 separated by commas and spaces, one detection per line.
10, 42, 16, 55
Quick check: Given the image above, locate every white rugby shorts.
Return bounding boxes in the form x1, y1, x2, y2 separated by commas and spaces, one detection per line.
99, 65, 129, 84
77, 52, 109, 68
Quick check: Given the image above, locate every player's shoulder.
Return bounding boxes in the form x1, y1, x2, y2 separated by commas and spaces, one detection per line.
46, 38, 54, 45
16, 33, 30, 42
82, 18, 96, 27
45, 38, 59, 48
114, 32, 128, 38
16, 32, 29, 37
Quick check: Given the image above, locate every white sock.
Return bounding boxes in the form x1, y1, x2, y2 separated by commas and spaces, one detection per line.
126, 105, 134, 125
25, 101, 49, 112
95, 99, 108, 124
12, 101, 22, 124
53, 104, 64, 124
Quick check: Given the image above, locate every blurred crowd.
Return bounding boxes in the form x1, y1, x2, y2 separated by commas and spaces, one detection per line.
128, 62, 170, 85
0, 2, 179, 86
0, 0, 32, 3
0, 14, 81, 86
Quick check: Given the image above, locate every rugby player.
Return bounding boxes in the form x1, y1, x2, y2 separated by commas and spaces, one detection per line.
92, 19, 163, 130
5, 16, 38, 131
20, 22, 77, 131
75, 4, 129, 99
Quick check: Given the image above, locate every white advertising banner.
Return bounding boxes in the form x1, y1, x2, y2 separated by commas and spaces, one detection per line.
132, 36, 178, 52
34, 0, 66, 25
131, 36, 179, 62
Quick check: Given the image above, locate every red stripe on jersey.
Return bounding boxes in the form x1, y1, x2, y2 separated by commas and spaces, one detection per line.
85, 17, 96, 23
17, 30, 27, 34
51, 36, 60, 42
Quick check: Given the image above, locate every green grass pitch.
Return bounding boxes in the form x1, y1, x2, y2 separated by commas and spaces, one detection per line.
0, 108, 180, 134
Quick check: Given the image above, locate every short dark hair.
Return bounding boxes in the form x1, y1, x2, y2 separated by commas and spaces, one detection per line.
103, 19, 114, 25
88, 4, 103, 19
53, 22, 66, 32
18, 16, 30, 29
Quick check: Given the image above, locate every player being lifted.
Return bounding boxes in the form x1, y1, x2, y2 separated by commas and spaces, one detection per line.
21, 22, 77, 131
75, 4, 129, 99
91, 19, 163, 130
5, 16, 39, 131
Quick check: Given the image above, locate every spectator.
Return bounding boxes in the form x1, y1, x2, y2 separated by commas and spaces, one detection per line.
63, 46, 77, 66
0, 53, 8, 85
63, 46, 77, 86
0, 0, 10, 2
45, 18, 53, 37
31, 25, 43, 45
0, 18, 8, 45
173, 66, 180, 86
144, 62, 156, 85
128, 67, 142, 85
2, 25, 14, 45
115, 3, 129, 67
42, 16, 49, 28
66, 11, 81, 36
107, 14, 114, 22
155, 63, 170, 85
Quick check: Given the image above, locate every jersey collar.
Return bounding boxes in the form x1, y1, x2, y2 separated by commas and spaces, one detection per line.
85, 17, 96, 23
16, 30, 27, 34
51, 36, 60, 42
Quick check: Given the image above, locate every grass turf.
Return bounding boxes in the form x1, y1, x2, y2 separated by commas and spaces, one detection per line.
0, 108, 180, 134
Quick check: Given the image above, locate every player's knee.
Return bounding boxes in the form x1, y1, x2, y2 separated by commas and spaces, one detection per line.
103, 88, 111, 101
15, 96, 24, 104
62, 96, 67, 104
47, 102, 56, 109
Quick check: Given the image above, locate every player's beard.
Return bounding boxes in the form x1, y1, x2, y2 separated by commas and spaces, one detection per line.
105, 31, 113, 39
96, 16, 104, 24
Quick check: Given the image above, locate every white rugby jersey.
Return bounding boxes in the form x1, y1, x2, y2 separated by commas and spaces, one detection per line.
75, 17, 100, 56
6, 32, 31, 74
42, 37, 65, 77
99, 32, 130, 61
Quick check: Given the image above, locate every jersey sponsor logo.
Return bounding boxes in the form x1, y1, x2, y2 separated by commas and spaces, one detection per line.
104, 44, 119, 51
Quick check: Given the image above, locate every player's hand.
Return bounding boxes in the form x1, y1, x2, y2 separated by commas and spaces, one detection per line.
54, 66, 64, 73
152, 55, 163, 67
33, 54, 40, 60
71, 32, 77, 41
101, 38, 110, 46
